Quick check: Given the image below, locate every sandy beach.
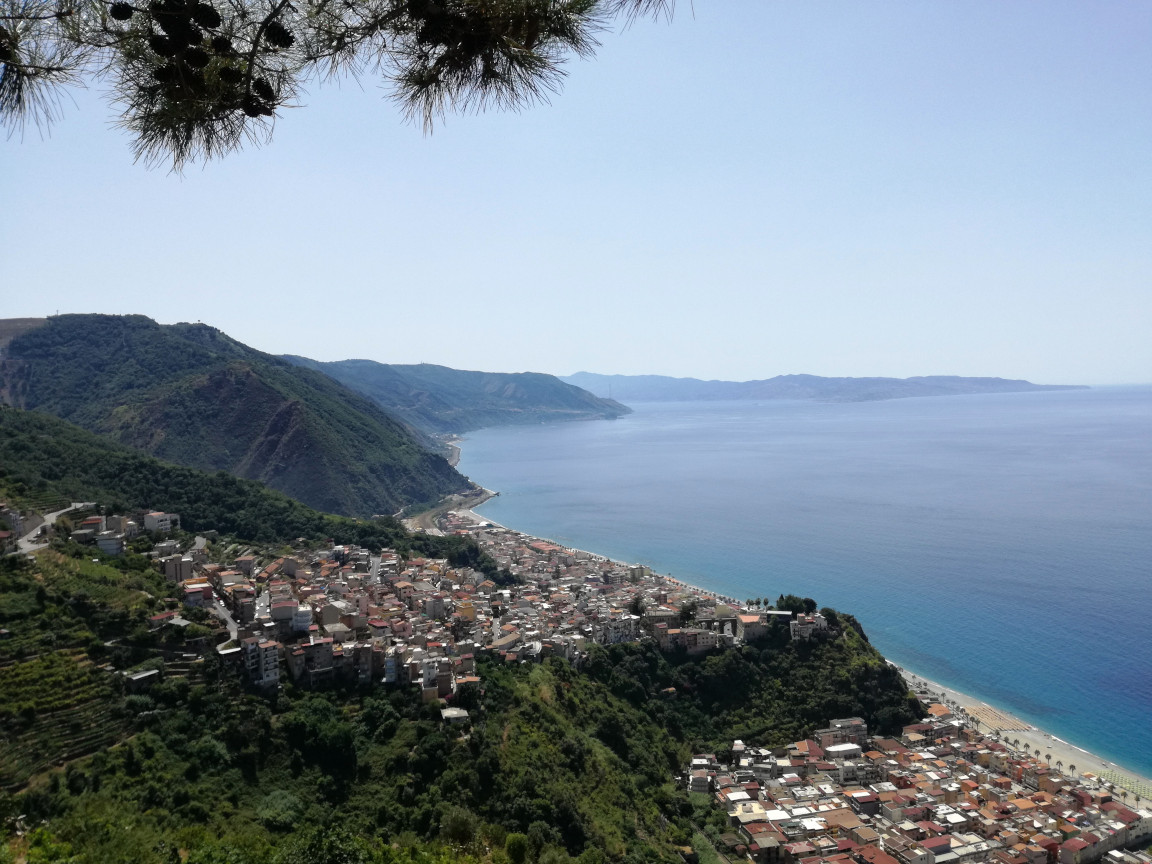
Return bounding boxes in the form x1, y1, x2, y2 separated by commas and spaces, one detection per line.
447, 501, 1152, 803
895, 667, 1152, 801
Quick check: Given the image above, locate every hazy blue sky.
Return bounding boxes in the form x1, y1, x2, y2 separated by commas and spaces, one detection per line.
2, 1, 1149, 384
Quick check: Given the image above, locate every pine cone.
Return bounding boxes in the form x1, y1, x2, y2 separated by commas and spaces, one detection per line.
264, 20, 294, 49
192, 3, 221, 28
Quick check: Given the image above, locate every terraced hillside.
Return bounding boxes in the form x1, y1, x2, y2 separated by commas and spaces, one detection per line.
0, 549, 219, 791
0, 652, 131, 790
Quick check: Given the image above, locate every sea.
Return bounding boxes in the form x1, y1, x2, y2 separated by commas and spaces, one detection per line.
455, 387, 1152, 779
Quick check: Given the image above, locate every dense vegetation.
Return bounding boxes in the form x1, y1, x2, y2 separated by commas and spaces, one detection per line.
583, 630, 920, 749
0, 315, 469, 516
0, 408, 509, 578
1, 595, 918, 864
282, 357, 631, 436
0, 551, 177, 791
0, 549, 169, 664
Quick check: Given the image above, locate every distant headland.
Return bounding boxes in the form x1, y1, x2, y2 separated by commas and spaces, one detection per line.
560, 372, 1089, 403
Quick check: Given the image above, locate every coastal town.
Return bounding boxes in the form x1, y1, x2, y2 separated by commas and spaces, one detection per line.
4, 501, 1151, 864
683, 715, 1152, 864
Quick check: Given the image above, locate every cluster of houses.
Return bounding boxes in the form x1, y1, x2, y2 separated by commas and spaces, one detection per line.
0, 500, 185, 555
127, 507, 838, 723
9, 497, 1149, 864
8, 496, 836, 716
686, 716, 1151, 864
14, 506, 184, 555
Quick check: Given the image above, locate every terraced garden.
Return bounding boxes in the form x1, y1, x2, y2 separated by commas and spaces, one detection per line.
0, 550, 166, 662
0, 549, 178, 789
33, 551, 164, 609
0, 651, 130, 790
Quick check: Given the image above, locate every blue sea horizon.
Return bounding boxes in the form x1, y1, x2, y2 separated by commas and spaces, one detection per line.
456, 387, 1152, 780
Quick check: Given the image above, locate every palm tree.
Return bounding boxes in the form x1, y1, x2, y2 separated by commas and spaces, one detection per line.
1034, 748, 1041, 759
1069, 763, 1076, 776
1045, 753, 1052, 767
1056, 760, 1063, 775
1120, 790, 1128, 804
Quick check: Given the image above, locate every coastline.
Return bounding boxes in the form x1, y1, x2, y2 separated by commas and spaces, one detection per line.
451, 496, 1152, 800
894, 667, 1152, 798
443, 436, 462, 467
402, 484, 495, 535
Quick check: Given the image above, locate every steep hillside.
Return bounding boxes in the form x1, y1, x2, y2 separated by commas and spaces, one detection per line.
0, 315, 470, 516
0, 408, 500, 572
283, 357, 630, 434
1, 601, 917, 863
0, 318, 46, 354
563, 372, 1089, 403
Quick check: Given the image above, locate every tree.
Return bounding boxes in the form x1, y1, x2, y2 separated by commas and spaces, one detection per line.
677, 599, 697, 628
440, 805, 478, 848
0, 0, 670, 168
273, 827, 375, 864
505, 833, 529, 864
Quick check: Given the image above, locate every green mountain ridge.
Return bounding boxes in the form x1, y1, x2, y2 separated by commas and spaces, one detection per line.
0, 315, 470, 517
0, 408, 502, 571
282, 357, 631, 435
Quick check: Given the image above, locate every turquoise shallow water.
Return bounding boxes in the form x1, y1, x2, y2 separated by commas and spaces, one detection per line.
456, 388, 1152, 779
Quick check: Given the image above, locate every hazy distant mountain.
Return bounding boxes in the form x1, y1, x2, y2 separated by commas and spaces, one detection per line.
282, 357, 631, 435
0, 315, 470, 517
561, 372, 1088, 403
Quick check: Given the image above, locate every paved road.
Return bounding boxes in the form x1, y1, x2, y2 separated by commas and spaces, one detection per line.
13, 502, 95, 555
211, 596, 239, 641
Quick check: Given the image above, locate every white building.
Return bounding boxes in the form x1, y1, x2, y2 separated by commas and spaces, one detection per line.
144, 511, 181, 533
242, 638, 281, 687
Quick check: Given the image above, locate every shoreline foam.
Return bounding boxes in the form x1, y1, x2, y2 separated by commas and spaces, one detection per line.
454, 497, 1152, 798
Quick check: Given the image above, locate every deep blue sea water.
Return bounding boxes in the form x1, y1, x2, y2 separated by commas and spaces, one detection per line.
456, 388, 1152, 779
